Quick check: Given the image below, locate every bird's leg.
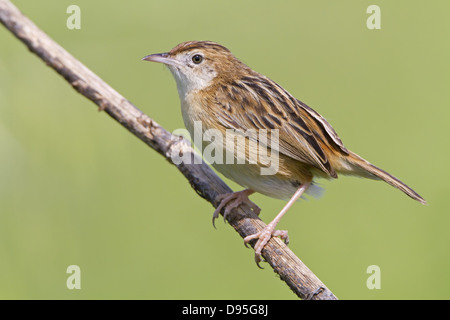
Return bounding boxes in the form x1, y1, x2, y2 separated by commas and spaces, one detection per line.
213, 189, 261, 227
244, 181, 311, 268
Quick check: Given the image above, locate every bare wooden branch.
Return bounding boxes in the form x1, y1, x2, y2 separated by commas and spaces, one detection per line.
0, 0, 337, 300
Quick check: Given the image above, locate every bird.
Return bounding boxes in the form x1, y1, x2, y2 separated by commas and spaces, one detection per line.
142, 41, 426, 266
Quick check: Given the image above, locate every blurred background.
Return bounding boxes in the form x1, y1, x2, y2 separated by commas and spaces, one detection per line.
0, 0, 448, 299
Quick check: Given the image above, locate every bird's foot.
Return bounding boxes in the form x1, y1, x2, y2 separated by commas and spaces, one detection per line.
212, 189, 261, 227
244, 224, 289, 268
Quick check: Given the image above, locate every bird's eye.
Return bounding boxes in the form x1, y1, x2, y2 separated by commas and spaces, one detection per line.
192, 54, 203, 64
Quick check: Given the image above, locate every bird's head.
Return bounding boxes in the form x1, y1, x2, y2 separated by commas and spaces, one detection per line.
143, 41, 245, 96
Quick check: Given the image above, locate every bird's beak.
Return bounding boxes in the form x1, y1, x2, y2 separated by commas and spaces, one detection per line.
142, 53, 181, 68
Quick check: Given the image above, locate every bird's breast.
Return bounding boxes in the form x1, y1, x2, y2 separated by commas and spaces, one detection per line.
180, 92, 215, 136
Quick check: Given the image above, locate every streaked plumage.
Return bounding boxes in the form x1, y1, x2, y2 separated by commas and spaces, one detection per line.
143, 41, 426, 266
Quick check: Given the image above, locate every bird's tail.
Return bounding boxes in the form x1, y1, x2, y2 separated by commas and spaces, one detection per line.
343, 152, 427, 205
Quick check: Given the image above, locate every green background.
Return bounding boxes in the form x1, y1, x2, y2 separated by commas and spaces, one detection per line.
0, 0, 448, 299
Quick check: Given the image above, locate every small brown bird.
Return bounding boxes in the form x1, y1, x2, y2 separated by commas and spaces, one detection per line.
143, 41, 426, 266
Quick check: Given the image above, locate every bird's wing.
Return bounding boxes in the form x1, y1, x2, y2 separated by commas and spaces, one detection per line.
212, 75, 349, 178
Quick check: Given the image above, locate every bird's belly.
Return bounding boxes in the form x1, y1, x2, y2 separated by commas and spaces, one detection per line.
211, 162, 299, 200
212, 161, 325, 200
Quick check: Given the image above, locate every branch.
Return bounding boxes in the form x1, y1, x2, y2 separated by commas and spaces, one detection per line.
0, 0, 337, 300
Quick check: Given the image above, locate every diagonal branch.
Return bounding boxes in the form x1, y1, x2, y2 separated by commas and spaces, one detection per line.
0, 0, 337, 300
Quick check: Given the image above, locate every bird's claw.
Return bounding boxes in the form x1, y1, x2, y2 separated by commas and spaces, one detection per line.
212, 190, 260, 228
243, 227, 289, 268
